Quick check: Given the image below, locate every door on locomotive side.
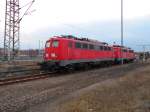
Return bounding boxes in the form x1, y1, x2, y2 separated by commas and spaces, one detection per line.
67, 40, 74, 60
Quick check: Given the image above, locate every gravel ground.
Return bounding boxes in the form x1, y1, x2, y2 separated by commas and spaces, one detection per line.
0, 61, 149, 112
55, 63, 150, 112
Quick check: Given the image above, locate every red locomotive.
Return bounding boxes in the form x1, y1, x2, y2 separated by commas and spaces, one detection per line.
41, 35, 135, 70
113, 45, 135, 63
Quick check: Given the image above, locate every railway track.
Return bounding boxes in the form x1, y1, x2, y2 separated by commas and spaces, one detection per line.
0, 68, 40, 74
0, 62, 137, 86
0, 62, 55, 86
0, 71, 53, 86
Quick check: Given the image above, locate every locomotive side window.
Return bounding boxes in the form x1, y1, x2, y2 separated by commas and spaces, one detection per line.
89, 44, 94, 49
104, 46, 107, 51
94, 45, 99, 50
99, 46, 103, 51
124, 49, 127, 52
52, 40, 59, 47
108, 47, 111, 51
129, 50, 133, 53
82, 43, 88, 49
45, 41, 51, 48
104, 46, 106, 51
107, 47, 109, 51
75, 42, 81, 48
110, 47, 113, 51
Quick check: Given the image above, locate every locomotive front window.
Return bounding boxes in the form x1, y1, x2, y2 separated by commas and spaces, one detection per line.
46, 41, 51, 48
52, 40, 59, 47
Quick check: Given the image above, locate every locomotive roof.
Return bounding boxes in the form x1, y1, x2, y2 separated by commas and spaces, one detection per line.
113, 45, 133, 50
51, 35, 109, 46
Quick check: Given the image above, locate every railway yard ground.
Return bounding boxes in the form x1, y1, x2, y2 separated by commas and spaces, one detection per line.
0, 61, 40, 78
0, 60, 150, 112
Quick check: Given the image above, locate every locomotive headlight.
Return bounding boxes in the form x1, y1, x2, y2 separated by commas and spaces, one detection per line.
51, 53, 56, 57
45, 53, 49, 57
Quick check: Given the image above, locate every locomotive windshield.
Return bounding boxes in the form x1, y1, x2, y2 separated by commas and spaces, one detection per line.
52, 40, 59, 47
45, 41, 51, 48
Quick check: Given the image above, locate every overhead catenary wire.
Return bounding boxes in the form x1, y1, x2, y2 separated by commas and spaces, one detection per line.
18, 0, 35, 23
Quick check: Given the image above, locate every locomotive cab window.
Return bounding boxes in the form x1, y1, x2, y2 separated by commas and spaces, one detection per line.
52, 40, 59, 47
45, 41, 51, 48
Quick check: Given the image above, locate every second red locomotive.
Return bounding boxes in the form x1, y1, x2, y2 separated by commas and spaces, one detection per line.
41, 35, 135, 70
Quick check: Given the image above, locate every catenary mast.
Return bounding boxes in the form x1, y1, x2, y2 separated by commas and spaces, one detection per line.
4, 0, 20, 60
4, 0, 35, 61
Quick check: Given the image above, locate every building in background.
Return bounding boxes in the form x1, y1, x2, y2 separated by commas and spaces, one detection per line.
0, 48, 44, 61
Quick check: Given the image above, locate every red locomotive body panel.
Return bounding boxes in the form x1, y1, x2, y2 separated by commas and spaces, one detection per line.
44, 36, 114, 66
113, 45, 135, 62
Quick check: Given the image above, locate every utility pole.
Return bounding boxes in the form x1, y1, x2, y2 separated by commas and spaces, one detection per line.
4, 0, 35, 61
38, 40, 41, 56
121, 0, 124, 64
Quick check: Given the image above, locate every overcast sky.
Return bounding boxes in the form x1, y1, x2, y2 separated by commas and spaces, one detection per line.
0, 0, 150, 51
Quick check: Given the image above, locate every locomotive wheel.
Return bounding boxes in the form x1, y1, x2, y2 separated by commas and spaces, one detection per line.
68, 65, 75, 72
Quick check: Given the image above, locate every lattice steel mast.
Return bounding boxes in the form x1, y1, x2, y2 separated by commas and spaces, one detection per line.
4, 0, 35, 61
4, 0, 20, 60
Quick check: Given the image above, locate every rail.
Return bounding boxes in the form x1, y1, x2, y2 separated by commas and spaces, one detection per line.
0, 68, 40, 74
0, 71, 54, 86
